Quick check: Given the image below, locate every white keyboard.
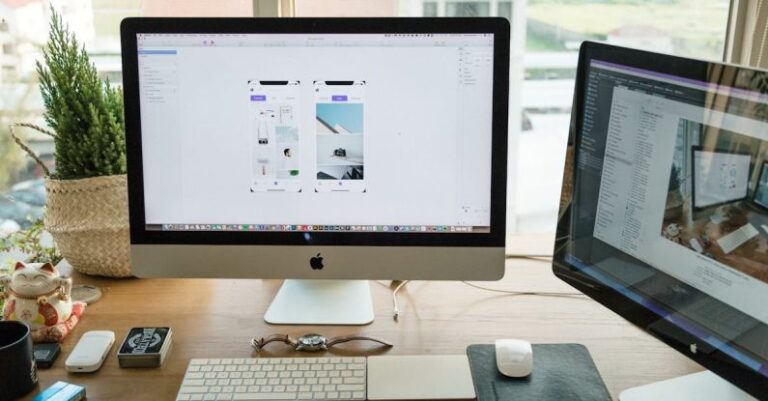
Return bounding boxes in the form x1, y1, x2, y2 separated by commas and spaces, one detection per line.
717, 223, 759, 254
176, 357, 367, 401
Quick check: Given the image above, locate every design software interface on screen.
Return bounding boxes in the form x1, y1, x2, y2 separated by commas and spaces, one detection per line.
137, 33, 493, 234
572, 59, 768, 372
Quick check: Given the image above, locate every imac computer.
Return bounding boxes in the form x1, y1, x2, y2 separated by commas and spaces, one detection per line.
120, 18, 509, 325
691, 147, 751, 210
555, 41, 768, 400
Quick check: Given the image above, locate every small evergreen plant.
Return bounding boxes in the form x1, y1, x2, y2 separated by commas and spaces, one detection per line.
36, 8, 125, 180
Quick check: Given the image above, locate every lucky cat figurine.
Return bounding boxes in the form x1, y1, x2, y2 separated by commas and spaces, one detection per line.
0, 261, 73, 331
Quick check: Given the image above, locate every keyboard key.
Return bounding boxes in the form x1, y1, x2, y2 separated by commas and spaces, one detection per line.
233, 394, 296, 400
337, 384, 364, 392
179, 386, 209, 394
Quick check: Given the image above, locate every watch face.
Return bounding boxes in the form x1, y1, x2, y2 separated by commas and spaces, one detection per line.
297, 334, 327, 351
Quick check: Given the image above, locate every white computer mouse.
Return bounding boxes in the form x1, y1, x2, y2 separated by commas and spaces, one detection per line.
495, 339, 533, 378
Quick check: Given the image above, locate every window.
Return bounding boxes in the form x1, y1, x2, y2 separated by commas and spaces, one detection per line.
0, 0, 733, 237
0, 0, 255, 235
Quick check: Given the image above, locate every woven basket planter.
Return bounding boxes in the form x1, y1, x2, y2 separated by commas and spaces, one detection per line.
44, 175, 131, 277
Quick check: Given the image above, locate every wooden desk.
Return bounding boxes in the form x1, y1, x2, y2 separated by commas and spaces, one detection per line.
25, 254, 702, 400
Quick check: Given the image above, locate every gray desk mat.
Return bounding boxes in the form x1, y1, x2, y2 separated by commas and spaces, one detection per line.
466, 344, 611, 401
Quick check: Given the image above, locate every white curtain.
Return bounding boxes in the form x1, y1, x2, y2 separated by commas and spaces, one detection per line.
727, 0, 768, 68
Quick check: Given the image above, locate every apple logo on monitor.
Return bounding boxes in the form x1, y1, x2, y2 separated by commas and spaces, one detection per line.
310, 253, 324, 270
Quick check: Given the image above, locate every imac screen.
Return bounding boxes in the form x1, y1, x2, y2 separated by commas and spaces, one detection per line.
136, 33, 494, 234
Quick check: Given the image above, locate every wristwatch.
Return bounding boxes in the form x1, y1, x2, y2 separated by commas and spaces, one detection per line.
251, 333, 392, 352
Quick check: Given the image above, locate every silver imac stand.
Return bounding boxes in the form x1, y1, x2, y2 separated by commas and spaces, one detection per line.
264, 280, 374, 325
620, 371, 756, 401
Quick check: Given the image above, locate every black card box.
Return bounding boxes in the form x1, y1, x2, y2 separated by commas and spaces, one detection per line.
466, 344, 612, 401
117, 327, 172, 368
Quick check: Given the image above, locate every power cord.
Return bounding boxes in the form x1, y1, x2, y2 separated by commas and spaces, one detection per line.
391, 280, 409, 321
389, 254, 584, 320
460, 281, 585, 299
505, 254, 552, 262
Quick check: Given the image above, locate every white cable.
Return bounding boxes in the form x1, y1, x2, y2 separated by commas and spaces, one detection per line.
389, 261, 586, 321
461, 281, 585, 299
392, 280, 409, 321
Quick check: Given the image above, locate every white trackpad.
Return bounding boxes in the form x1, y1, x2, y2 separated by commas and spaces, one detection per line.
367, 355, 476, 400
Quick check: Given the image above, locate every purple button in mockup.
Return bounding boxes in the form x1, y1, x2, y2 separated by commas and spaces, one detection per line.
332, 95, 348, 101
251, 95, 267, 101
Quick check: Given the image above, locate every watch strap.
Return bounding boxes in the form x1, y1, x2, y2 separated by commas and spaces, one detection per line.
326, 336, 393, 348
250, 334, 297, 351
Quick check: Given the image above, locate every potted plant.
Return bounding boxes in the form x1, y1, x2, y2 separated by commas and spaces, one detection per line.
9, 9, 130, 277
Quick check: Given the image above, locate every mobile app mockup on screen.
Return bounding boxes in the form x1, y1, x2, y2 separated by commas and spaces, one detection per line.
314, 81, 366, 193
249, 80, 302, 192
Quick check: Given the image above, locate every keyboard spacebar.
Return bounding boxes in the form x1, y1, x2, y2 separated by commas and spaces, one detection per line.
232, 393, 297, 400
